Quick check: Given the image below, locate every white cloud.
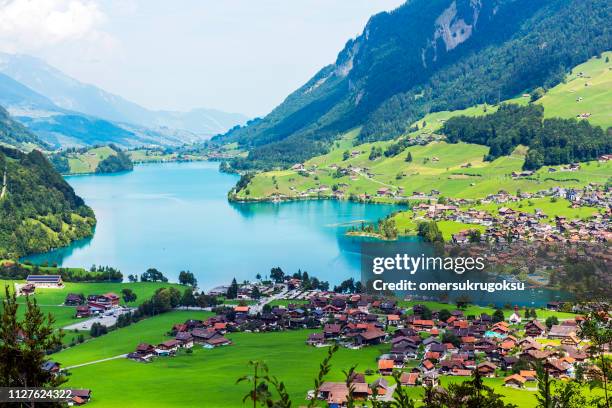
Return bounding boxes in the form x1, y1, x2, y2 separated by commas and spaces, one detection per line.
0, 0, 108, 53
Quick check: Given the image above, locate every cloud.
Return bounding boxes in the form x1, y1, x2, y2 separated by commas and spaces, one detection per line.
0, 0, 108, 53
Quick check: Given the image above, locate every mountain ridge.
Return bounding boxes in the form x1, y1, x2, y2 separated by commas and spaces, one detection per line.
216, 0, 612, 170
0, 52, 248, 138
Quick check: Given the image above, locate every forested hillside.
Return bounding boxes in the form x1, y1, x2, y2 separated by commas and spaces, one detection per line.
215, 0, 611, 170
0, 105, 48, 150
0, 147, 95, 259
442, 104, 611, 169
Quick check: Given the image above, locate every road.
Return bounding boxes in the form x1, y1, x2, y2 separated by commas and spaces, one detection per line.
63, 308, 134, 331
63, 354, 127, 371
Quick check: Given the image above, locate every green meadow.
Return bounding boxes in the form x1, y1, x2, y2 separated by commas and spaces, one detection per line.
65, 146, 118, 174
0, 280, 187, 329
58, 319, 544, 408
236, 53, 611, 204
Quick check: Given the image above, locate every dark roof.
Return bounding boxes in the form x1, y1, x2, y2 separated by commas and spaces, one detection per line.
26, 275, 61, 282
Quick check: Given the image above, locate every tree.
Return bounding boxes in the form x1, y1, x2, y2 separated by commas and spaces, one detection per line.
178, 270, 197, 287
251, 286, 261, 300
343, 150, 350, 161
405, 151, 413, 162
0, 286, 66, 392
578, 307, 611, 407
536, 365, 554, 408
270, 267, 285, 283
545, 316, 559, 330
121, 288, 137, 303
181, 288, 196, 307
141, 268, 168, 282
128, 274, 138, 282
438, 309, 451, 322
493, 308, 505, 323
227, 278, 239, 299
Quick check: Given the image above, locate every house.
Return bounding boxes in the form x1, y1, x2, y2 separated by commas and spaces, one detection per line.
129, 343, 156, 361
75, 306, 91, 318
156, 339, 180, 353
356, 329, 387, 346
69, 389, 92, 406
205, 336, 231, 348
318, 382, 369, 405
548, 325, 576, 340
87, 293, 120, 310
65, 293, 85, 306
476, 362, 497, 377
41, 361, 61, 374
26, 275, 63, 288
175, 332, 194, 348
400, 372, 419, 386
306, 332, 325, 346
378, 359, 395, 375
525, 320, 546, 337
422, 372, 439, 387
504, 374, 527, 388
520, 370, 537, 381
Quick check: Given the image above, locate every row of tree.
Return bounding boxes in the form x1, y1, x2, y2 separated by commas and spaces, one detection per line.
442, 104, 611, 170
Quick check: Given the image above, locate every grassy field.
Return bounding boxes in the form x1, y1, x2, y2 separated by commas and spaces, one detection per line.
64, 146, 118, 174
58, 321, 547, 408
396, 300, 577, 320
0, 280, 187, 328
236, 53, 611, 204
537, 51, 612, 129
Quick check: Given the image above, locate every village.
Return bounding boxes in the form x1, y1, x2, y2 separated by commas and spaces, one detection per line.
115, 277, 606, 407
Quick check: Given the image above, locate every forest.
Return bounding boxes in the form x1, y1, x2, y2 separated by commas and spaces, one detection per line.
442, 104, 611, 169
0, 146, 95, 258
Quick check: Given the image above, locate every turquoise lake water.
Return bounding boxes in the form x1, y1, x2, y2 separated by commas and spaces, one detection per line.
24, 161, 563, 305
25, 161, 402, 289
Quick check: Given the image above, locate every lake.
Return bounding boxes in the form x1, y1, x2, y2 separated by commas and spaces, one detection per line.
25, 161, 402, 289
25, 161, 564, 305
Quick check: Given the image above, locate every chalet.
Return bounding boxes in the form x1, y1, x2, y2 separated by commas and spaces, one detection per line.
323, 324, 342, 339
413, 320, 435, 331
129, 343, 156, 361
544, 359, 569, 378
561, 333, 581, 347
386, 314, 401, 326
75, 306, 91, 318
156, 339, 180, 353
70, 390, 92, 406
524, 320, 546, 337
504, 374, 526, 388
175, 332, 194, 348
87, 293, 120, 310
519, 370, 537, 381
400, 372, 419, 386
548, 325, 576, 340
306, 332, 325, 346
65, 293, 85, 306
318, 382, 369, 405
26, 275, 63, 288
205, 336, 231, 348
356, 329, 387, 346
422, 372, 439, 387
378, 359, 394, 376
476, 362, 497, 377
41, 361, 61, 374
234, 305, 250, 316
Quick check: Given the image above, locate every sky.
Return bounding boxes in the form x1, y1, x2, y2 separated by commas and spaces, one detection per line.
0, 0, 405, 117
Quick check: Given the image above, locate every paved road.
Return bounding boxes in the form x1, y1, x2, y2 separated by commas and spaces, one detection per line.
63, 354, 127, 370
250, 286, 290, 314
63, 308, 133, 331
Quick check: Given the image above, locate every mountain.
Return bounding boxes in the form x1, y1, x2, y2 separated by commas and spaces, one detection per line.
215, 0, 612, 170
0, 72, 202, 149
0, 146, 96, 258
0, 105, 49, 150
0, 52, 248, 137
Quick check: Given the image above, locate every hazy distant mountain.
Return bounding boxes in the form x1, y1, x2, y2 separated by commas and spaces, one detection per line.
0, 73, 194, 149
0, 53, 248, 137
